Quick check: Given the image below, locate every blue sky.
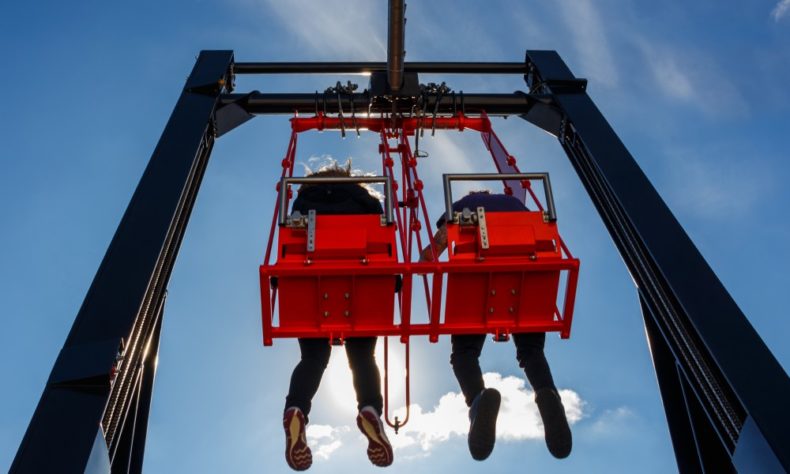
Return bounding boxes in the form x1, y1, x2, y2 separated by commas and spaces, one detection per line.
1, 1, 789, 473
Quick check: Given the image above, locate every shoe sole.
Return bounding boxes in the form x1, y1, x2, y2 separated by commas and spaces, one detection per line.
357, 411, 394, 467
284, 411, 312, 471
469, 389, 501, 460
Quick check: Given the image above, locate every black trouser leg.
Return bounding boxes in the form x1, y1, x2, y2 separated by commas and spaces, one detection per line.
285, 338, 331, 420
345, 337, 383, 415
450, 334, 487, 407
513, 333, 556, 392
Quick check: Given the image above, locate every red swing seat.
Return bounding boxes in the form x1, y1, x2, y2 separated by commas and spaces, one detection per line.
437, 209, 579, 340
417, 172, 580, 342
260, 212, 403, 346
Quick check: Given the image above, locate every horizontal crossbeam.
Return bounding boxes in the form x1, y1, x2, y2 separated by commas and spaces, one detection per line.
233, 61, 528, 75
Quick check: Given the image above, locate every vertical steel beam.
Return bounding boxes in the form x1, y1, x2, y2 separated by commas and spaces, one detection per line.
11, 50, 234, 473
523, 50, 790, 471
387, 0, 406, 94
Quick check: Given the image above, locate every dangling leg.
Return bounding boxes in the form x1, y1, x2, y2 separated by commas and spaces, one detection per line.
450, 335, 486, 406
513, 333, 571, 459
346, 337, 392, 467
345, 337, 383, 413
285, 338, 332, 418
283, 338, 331, 471
513, 333, 555, 392
451, 334, 500, 461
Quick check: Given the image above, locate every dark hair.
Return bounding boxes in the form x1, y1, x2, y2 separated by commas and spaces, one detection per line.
298, 162, 352, 192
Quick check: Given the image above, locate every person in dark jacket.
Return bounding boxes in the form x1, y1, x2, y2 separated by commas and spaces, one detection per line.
420, 191, 572, 462
282, 163, 393, 471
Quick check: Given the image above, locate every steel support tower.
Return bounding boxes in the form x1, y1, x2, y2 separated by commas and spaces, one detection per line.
10, 50, 790, 473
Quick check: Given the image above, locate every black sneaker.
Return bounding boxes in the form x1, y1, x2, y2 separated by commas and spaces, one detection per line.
535, 388, 572, 459
468, 388, 501, 460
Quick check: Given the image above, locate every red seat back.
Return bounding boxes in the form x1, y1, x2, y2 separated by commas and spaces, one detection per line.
443, 211, 564, 333
264, 214, 399, 341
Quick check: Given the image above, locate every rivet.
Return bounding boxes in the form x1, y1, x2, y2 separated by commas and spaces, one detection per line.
509, 307, 515, 313
344, 310, 350, 317
323, 293, 329, 299
490, 289, 496, 296
489, 307, 495, 313
511, 289, 517, 295
323, 311, 330, 317
344, 293, 350, 299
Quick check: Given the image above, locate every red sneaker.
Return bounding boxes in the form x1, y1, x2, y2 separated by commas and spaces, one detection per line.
283, 407, 312, 471
356, 406, 394, 467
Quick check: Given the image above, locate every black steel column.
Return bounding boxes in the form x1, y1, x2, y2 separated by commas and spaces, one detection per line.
11, 50, 234, 474
523, 50, 789, 471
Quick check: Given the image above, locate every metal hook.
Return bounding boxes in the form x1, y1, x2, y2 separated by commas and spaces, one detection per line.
335, 82, 346, 138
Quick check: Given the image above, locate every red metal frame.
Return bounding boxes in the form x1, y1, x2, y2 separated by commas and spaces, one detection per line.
259, 113, 580, 432
260, 113, 579, 345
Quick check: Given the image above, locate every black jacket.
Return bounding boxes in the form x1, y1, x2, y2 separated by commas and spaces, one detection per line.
291, 183, 383, 215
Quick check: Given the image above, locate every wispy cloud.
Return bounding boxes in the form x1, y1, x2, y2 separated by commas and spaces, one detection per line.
417, 132, 492, 202
638, 42, 748, 117
588, 407, 635, 436
772, 0, 790, 21
662, 144, 771, 219
556, 0, 619, 87
644, 50, 695, 101
253, 0, 385, 59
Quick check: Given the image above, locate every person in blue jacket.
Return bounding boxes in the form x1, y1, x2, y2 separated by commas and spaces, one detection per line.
421, 191, 572, 461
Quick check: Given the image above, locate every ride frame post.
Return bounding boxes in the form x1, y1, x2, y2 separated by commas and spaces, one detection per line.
522, 50, 789, 472
10, 50, 234, 473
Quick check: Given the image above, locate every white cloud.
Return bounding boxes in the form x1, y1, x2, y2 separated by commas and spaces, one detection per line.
252, 0, 385, 59
389, 372, 585, 454
772, 0, 790, 21
556, 0, 619, 87
303, 372, 645, 463
306, 424, 350, 460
